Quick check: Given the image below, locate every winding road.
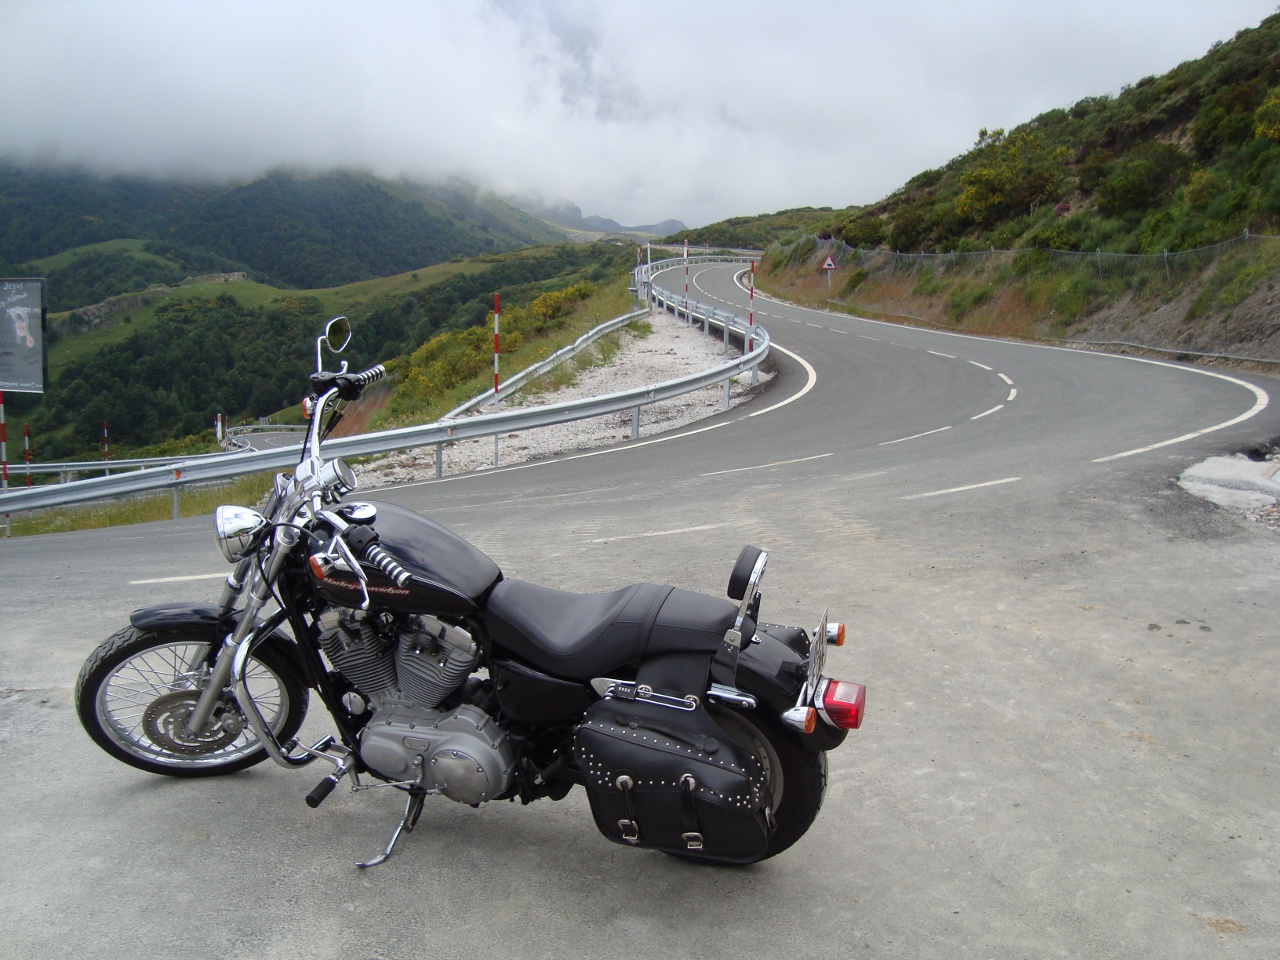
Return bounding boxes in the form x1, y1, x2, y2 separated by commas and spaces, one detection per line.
3, 261, 1279, 959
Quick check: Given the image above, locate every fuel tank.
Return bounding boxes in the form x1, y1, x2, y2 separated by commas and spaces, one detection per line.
311, 501, 502, 616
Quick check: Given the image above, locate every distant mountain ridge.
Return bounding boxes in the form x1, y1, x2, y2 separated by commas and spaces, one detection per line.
507, 195, 684, 236
0, 164, 567, 297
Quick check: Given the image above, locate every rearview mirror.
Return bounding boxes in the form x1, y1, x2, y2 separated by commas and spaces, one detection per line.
316, 316, 352, 372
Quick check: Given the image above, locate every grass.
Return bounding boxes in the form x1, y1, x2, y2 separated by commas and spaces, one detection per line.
5, 471, 279, 537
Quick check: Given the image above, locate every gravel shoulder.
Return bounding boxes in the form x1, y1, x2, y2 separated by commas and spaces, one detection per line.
359, 308, 770, 486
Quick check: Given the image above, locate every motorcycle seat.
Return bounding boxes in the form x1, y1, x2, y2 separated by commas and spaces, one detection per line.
484, 579, 737, 681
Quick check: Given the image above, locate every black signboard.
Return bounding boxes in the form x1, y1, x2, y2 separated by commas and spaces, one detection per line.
1, 278, 47, 393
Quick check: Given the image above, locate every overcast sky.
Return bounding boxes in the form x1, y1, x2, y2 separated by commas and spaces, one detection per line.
1, 1, 1277, 227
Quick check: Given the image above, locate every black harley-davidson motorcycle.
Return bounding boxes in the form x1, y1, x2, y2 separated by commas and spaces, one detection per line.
75, 317, 866, 867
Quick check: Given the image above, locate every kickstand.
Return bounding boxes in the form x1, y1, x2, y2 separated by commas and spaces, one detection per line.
357, 790, 426, 869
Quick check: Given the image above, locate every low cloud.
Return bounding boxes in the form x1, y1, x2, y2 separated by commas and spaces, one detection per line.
0, 0, 1273, 226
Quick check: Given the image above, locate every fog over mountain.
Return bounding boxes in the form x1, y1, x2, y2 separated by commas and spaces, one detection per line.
1, 0, 1274, 227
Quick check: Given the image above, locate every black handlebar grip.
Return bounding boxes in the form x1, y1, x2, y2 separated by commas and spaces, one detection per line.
306, 776, 339, 809
351, 364, 386, 387
366, 543, 412, 588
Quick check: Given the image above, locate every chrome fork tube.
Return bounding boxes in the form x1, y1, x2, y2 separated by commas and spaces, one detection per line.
186, 528, 296, 735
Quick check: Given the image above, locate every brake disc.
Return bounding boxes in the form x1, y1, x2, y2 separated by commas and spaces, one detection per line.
142, 691, 243, 755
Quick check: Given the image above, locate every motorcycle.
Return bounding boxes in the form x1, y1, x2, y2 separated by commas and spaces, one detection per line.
75, 316, 866, 867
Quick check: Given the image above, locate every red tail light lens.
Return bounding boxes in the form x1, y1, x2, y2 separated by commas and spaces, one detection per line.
821, 680, 866, 729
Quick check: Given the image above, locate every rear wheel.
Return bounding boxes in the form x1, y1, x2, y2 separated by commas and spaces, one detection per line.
668, 707, 827, 864
75, 625, 307, 777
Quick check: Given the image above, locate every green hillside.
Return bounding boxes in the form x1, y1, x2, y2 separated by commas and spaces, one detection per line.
9, 242, 631, 461
828, 13, 1280, 255
0, 165, 567, 307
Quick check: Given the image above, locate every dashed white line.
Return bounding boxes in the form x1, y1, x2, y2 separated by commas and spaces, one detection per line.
587, 522, 737, 544
701, 452, 835, 477
858, 335, 880, 342
806, 322, 825, 329
971, 405, 1004, 420
1007, 388, 1017, 401
901, 477, 1022, 500
928, 351, 956, 359
880, 426, 952, 445
969, 361, 993, 371
998, 373, 1014, 385
131, 572, 229, 585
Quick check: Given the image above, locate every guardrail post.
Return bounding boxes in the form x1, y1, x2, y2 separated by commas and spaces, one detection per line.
435, 443, 443, 479
722, 379, 731, 410
631, 407, 640, 441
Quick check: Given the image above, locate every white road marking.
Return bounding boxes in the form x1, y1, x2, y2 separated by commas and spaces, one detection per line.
806, 322, 825, 329
1092, 362, 1270, 462
879, 426, 952, 445
998, 373, 1014, 385
858, 335, 880, 342
130, 572, 229, 585
701, 453, 835, 477
901, 477, 1022, 500
969, 361, 993, 371
1007, 388, 1017, 401
971, 405, 1004, 420
587, 522, 737, 544
829, 328, 849, 334
928, 351, 956, 359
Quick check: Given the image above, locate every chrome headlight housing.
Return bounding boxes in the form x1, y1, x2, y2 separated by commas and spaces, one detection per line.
214, 505, 269, 562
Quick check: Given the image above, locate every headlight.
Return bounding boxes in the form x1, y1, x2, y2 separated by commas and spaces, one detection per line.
214, 505, 268, 562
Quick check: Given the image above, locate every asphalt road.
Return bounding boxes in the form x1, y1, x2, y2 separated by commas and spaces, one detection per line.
3, 262, 1280, 959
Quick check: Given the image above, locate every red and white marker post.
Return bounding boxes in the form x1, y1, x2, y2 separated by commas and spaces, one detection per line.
492, 294, 501, 465
748, 261, 758, 384
683, 239, 690, 323
1, 391, 8, 537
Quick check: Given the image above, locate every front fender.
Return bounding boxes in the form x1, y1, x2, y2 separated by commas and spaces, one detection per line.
128, 602, 302, 671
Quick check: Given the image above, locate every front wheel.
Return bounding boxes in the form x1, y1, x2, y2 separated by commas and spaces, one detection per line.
75, 625, 308, 777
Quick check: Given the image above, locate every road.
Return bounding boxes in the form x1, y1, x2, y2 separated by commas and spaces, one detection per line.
2, 261, 1279, 959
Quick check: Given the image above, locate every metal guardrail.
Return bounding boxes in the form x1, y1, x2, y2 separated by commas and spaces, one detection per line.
0, 259, 767, 515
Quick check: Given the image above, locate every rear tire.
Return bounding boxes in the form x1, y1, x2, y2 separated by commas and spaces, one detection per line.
75, 625, 307, 777
668, 708, 827, 864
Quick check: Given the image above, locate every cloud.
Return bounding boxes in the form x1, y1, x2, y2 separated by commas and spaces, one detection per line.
0, 0, 1275, 226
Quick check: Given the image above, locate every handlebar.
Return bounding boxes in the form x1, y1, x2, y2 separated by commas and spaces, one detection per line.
365, 543, 412, 588
340, 522, 413, 588
335, 364, 386, 400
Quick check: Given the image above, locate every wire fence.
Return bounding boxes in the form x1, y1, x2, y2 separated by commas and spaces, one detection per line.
766, 231, 1280, 365
773, 231, 1279, 282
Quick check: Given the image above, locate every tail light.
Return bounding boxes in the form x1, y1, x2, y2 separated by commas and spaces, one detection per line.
819, 679, 866, 730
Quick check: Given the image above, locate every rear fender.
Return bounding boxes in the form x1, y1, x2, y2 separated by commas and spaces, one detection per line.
735, 622, 848, 751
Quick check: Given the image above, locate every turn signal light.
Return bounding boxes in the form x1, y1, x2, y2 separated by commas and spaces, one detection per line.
781, 705, 818, 734
821, 680, 866, 730
826, 622, 846, 646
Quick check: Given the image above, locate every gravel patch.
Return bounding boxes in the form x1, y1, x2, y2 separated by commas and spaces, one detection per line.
360, 309, 770, 486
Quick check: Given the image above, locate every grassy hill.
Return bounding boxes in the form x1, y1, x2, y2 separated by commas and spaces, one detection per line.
0, 165, 568, 309
10, 242, 633, 461
750, 12, 1280, 365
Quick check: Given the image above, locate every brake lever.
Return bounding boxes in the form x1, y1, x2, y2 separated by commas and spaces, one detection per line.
327, 530, 371, 610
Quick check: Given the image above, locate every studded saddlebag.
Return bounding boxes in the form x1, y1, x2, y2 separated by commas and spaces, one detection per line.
574, 693, 774, 862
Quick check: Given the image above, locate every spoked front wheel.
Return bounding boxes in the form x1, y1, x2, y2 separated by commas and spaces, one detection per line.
75, 625, 308, 777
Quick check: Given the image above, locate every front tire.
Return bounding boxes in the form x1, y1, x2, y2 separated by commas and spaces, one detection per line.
75, 625, 308, 777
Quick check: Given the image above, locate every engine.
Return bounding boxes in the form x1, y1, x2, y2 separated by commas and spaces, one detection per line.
317, 610, 517, 804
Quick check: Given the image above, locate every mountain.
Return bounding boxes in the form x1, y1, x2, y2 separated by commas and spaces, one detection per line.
823, 12, 1280, 255
0, 165, 568, 305
508, 196, 685, 237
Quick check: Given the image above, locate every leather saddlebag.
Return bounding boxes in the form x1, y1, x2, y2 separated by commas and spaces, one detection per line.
574, 694, 774, 862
